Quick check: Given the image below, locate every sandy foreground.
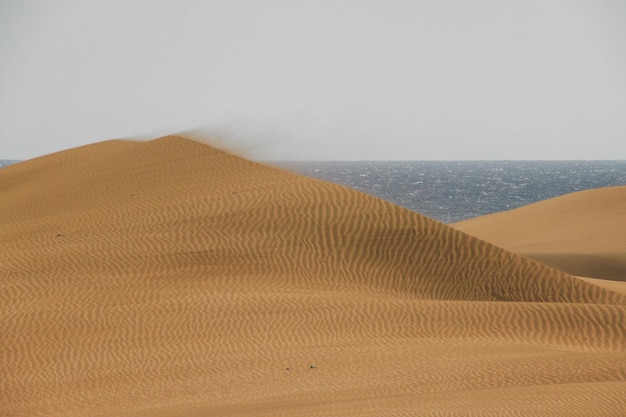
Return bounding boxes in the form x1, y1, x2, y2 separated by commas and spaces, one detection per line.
2, 136, 625, 417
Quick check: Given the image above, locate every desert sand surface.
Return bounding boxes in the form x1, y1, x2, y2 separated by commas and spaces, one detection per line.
2, 136, 625, 417
453, 186, 626, 282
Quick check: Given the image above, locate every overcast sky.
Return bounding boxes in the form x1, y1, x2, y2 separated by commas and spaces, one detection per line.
1, 1, 625, 161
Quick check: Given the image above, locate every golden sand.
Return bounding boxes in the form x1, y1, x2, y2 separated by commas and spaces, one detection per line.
2, 136, 625, 416
453, 186, 626, 281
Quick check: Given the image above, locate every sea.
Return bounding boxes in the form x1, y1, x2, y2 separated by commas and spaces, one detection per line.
0, 160, 19, 167
3, 159, 625, 224
275, 161, 626, 223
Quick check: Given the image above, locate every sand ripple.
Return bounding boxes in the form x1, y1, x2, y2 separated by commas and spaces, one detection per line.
2, 136, 625, 416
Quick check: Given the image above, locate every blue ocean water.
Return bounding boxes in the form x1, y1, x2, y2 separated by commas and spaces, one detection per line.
276, 161, 626, 223
0, 160, 19, 168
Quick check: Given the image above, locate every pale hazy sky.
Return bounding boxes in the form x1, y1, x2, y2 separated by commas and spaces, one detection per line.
1, 1, 625, 160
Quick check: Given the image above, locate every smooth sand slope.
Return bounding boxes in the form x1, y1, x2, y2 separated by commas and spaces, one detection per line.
2, 136, 625, 417
453, 186, 626, 283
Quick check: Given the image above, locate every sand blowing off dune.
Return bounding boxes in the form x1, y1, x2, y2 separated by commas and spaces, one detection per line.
2, 136, 625, 416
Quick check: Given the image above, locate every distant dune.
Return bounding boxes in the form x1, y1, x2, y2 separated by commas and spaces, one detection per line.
2, 136, 625, 416
453, 186, 626, 283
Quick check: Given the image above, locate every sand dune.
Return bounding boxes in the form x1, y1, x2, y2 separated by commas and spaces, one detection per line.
2, 136, 625, 416
453, 186, 626, 281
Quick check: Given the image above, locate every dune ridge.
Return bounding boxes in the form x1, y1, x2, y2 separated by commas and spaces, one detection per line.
2, 136, 625, 416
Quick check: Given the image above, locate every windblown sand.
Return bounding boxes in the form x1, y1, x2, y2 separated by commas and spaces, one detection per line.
2, 136, 625, 416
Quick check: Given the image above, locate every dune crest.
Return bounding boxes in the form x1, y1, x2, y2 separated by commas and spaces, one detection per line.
2, 136, 625, 416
